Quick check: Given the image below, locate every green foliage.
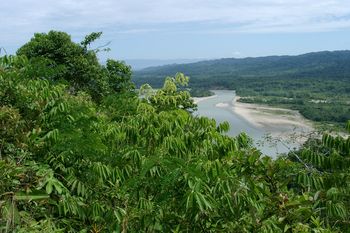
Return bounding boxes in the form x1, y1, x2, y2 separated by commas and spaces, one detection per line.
189, 88, 214, 97
16, 30, 133, 101
81, 32, 103, 49
1, 31, 348, 232
283, 130, 350, 231
133, 51, 350, 125
106, 59, 134, 93
140, 73, 197, 112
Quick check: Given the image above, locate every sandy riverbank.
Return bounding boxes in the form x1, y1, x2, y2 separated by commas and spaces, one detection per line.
192, 95, 217, 104
227, 96, 314, 143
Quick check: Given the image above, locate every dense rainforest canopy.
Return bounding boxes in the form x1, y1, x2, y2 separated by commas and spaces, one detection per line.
133, 53, 350, 126
1, 31, 350, 232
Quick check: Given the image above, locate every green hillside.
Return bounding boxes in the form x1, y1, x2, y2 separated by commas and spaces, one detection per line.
133, 51, 350, 125
134, 51, 350, 87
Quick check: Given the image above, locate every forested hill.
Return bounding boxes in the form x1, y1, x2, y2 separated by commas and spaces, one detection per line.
2, 30, 350, 232
133, 50, 350, 87
133, 50, 350, 125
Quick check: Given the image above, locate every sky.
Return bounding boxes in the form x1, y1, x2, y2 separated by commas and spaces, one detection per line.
1, 0, 350, 60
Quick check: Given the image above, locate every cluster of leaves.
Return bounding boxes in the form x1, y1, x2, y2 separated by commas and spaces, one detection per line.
140, 73, 197, 113
284, 124, 350, 230
16, 31, 134, 101
0, 31, 349, 232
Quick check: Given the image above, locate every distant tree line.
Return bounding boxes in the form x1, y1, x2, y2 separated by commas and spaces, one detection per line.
133, 53, 350, 125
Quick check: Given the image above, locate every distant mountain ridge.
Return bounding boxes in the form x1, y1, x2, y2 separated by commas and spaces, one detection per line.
133, 50, 350, 87
125, 58, 204, 70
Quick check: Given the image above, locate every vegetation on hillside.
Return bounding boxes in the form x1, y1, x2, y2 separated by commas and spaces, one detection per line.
1, 31, 350, 232
189, 88, 214, 98
133, 53, 350, 125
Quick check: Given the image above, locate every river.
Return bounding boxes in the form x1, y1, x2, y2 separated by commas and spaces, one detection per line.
194, 90, 310, 157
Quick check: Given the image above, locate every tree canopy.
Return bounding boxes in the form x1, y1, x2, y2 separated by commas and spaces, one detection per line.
1, 31, 350, 232
17, 31, 134, 101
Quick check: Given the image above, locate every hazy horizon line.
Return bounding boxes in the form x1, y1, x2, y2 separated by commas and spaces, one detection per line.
121, 49, 350, 61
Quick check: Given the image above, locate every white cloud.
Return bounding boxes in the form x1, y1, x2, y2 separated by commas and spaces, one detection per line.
1, 0, 350, 39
